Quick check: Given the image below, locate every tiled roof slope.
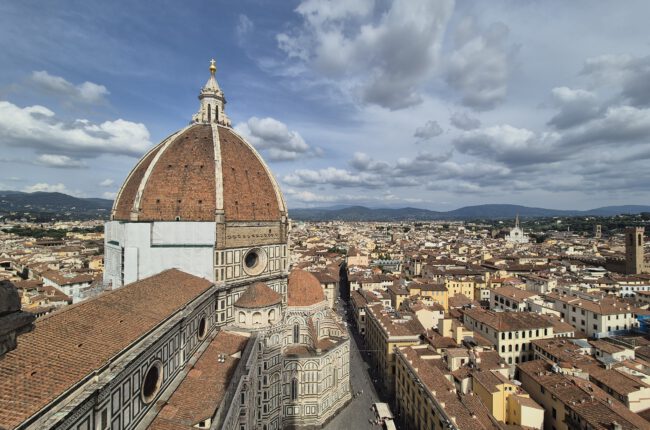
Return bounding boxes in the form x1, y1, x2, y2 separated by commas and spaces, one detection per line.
148, 331, 249, 429
518, 360, 649, 430
0, 269, 213, 429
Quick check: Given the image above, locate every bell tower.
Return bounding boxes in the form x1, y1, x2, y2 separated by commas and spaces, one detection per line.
625, 227, 645, 274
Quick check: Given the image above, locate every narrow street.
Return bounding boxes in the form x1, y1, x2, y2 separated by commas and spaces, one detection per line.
324, 300, 384, 429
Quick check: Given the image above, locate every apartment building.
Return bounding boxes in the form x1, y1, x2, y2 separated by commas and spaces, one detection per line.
394, 345, 493, 430
462, 308, 555, 366
546, 292, 639, 338
490, 285, 539, 311
365, 303, 423, 398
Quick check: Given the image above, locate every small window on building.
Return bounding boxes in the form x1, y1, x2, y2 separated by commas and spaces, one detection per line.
291, 378, 298, 400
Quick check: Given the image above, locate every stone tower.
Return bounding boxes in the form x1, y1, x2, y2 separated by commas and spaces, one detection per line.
625, 227, 645, 275
594, 224, 602, 239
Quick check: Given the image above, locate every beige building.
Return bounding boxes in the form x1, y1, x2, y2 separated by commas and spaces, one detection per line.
462, 308, 555, 366
472, 369, 543, 428
364, 303, 423, 398
394, 345, 494, 430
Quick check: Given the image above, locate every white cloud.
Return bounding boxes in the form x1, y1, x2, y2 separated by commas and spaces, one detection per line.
235, 116, 319, 161
278, 0, 454, 110
413, 120, 443, 141
36, 154, 86, 168
31, 70, 109, 104
284, 187, 424, 206
236, 14, 254, 43
0, 101, 152, 157
450, 111, 481, 130
581, 54, 650, 107
283, 167, 383, 188
445, 17, 516, 110
547, 87, 601, 129
454, 124, 561, 165
102, 191, 117, 199
99, 178, 114, 187
23, 182, 70, 193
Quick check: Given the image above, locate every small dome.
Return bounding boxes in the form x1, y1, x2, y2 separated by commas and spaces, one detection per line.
288, 269, 325, 307
235, 282, 282, 309
112, 124, 286, 222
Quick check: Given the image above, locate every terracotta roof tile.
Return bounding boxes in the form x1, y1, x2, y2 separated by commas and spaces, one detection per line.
234, 282, 281, 308
287, 269, 325, 307
0, 269, 213, 429
147, 331, 249, 429
113, 124, 284, 222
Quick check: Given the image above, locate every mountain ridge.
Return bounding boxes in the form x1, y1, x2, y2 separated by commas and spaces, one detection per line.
290, 203, 650, 221
0, 191, 648, 221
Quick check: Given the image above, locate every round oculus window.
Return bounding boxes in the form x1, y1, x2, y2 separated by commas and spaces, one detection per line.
245, 252, 258, 269
242, 248, 267, 276
141, 361, 163, 404
198, 316, 207, 340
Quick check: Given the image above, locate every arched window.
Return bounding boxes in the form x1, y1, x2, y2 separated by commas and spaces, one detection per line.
253, 312, 262, 325
268, 309, 276, 322
291, 377, 298, 400
239, 311, 246, 324
207, 104, 211, 122
293, 323, 300, 343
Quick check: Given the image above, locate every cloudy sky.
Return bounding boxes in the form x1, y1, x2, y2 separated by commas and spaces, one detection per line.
1, 0, 649, 210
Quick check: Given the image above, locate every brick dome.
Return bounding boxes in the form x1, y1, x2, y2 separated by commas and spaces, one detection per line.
234, 282, 282, 309
111, 123, 287, 222
287, 269, 325, 307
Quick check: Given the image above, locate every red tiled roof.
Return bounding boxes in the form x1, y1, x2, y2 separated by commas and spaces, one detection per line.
287, 269, 325, 307
0, 269, 213, 429
147, 331, 249, 429
234, 282, 282, 309
113, 124, 284, 222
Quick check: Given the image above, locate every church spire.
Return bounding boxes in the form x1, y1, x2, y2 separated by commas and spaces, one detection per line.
192, 59, 231, 126
515, 213, 519, 228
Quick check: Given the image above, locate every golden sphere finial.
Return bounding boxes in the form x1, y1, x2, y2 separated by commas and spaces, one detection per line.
209, 59, 216, 75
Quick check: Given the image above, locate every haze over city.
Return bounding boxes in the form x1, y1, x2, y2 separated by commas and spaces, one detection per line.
2, 0, 650, 210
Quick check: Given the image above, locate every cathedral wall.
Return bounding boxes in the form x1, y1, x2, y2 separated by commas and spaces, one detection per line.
281, 340, 351, 427
46, 287, 219, 430
214, 244, 288, 283
103, 221, 215, 287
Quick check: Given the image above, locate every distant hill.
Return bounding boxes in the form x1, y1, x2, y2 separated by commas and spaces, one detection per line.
1, 191, 648, 222
0, 191, 113, 220
290, 203, 650, 221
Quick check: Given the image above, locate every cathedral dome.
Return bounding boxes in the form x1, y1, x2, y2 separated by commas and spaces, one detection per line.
234, 282, 282, 309
111, 61, 286, 223
287, 269, 325, 307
